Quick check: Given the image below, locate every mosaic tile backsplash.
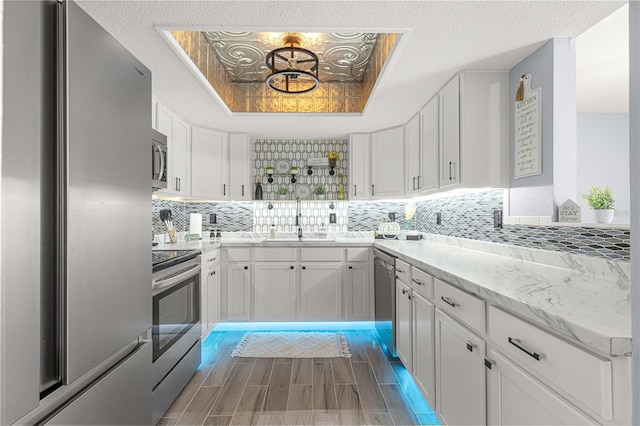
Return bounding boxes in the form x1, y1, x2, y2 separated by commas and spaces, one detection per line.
153, 188, 630, 261
253, 139, 348, 201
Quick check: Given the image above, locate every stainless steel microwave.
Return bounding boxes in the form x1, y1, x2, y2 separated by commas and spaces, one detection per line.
152, 129, 167, 191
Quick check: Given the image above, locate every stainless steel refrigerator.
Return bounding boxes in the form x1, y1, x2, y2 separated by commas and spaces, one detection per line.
2, 1, 152, 424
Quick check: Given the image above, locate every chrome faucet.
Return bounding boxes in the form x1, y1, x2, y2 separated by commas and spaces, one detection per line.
296, 200, 303, 239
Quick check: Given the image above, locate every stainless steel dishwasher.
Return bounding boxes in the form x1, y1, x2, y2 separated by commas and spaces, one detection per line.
374, 248, 397, 358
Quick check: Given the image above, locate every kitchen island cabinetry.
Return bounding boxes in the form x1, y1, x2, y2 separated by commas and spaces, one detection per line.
155, 102, 191, 196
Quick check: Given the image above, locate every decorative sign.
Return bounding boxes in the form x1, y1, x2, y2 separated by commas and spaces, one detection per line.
514, 74, 542, 179
558, 199, 581, 223
307, 157, 329, 167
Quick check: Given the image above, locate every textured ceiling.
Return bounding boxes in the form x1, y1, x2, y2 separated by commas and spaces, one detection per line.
76, 1, 625, 139
202, 31, 379, 83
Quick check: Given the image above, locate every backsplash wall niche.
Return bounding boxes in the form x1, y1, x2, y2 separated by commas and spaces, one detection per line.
253, 139, 348, 200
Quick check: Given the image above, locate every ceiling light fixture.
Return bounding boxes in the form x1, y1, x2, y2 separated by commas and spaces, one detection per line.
265, 33, 319, 94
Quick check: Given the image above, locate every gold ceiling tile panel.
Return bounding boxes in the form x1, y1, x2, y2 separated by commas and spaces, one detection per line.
169, 30, 398, 113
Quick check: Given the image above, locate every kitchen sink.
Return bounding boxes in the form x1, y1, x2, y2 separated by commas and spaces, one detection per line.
265, 237, 334, 242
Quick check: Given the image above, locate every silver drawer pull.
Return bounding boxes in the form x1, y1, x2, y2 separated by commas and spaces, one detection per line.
441, 296, 458, 308
412, 278, 423, 286
207, 257, 217, 263
466, 340, 476, 352
508, 337, 546, 361
396, 268, 405, 273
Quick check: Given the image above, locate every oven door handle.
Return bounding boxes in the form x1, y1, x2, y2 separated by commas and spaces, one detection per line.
152, 263, 200, 292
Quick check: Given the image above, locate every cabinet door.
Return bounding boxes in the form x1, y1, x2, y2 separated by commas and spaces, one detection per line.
435, 309, 486, 426
253, 263, 296, 321
229, 133, 251, 201
300, 263, 343, 320
345, 263, 371, 320
191, 126, 228, 199
207, 264, 221, 332
404, 114, 421, 196
395, 279, 413, 373
420, 95, 439, 194
226, 264, 251, 321
156, 103, 190, 196
487, 350, 597, 425
413, 292, 435, 410
200, 265, 209, 339
349, 133, 370, 200
371, 126, 404, 199
439, 75, 460, 189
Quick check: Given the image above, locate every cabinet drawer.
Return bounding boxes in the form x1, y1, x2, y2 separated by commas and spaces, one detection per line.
395, 259, 411, 284
411, 267, 434, 300
201, 249, 220, 267
300, 248, 342, 262
254, 248, 296, 262
434, 279, 485, 333
226, 248, 251, 262
488, 306, 613, 420
346, 247, 370, 262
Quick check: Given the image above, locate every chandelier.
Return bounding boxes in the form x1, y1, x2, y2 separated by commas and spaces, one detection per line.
265, 33, 319, 94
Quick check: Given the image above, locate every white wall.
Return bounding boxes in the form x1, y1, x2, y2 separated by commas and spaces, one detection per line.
577, 113, 630, 224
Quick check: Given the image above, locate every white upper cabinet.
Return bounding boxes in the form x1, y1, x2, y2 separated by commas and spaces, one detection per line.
155, 102, 191, 196
371, 126, 404, 199
348, 133, 371, 200
439, 75, 460, 189
404, 114, 421, 196
191, 126, 229, 200
228, 133, 251, 201
420, 95, 439, 194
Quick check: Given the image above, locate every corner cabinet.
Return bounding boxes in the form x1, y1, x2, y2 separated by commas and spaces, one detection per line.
155, 102, 191, 196
419, 95, 439, 194
439, 75, 460, 189
191, 126, 229, 200
348, 133, 371, 200
404, 114, 421, 196
370, 126, 404, 199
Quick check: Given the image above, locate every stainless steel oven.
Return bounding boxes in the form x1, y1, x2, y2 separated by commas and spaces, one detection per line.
152, 129, 167, 191
151, 251, 201, 424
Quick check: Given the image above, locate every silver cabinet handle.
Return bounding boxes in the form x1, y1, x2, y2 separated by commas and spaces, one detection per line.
417, 175, 420, 189
508, 338, 546, 361
207, 257, 217, 263
241, 184, 245, 197
413, 177, 416, 191
396, 268, 405, 273
441, 296, 458, 308
449, 162, 452, 180
412, 278, 423, 286
466, 340, 476, 352
452, 162, 456, 180
402, 288, 408, 295
354, 185, 357, 196
371, 184, 375, 196
223, 184, 226, 196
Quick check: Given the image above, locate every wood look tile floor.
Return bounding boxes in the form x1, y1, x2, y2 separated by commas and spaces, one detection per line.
159, 330, 439, 426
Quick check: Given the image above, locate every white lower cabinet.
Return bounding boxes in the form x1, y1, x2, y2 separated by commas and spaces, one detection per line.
253, 263, 296, 320
487, 349, 597, 425
226, 263, 251, 321
412, 292, 435, 410
344, 263, 371, 320
300, 263, 343, 321
395, 279, 413, 373
200, 250, 220, 339
435, 308, 486, 426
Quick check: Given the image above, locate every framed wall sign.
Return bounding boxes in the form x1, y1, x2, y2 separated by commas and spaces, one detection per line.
514, 73, 542, 179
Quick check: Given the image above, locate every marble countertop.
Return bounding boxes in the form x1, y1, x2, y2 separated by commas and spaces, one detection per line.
374, 238, 631, 357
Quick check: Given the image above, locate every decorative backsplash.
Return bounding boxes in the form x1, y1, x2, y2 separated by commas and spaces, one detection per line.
253, 201, 348, 233
253, 139, 348, 201
153, 188, 630, 261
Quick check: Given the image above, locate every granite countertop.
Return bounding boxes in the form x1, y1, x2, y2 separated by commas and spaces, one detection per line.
374, 237, 631, 357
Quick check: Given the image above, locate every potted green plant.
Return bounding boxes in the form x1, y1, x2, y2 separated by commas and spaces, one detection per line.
277, 186, 288, 200
314, 184, 327, 200
582, 185, 615, 223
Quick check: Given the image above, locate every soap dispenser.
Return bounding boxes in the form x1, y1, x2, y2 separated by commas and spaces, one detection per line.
270, 223, 277, 239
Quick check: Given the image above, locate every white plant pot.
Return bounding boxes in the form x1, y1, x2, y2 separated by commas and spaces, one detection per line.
594, 209, 614, 224
279, 195, 287, 200
317, 194, 325, 200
